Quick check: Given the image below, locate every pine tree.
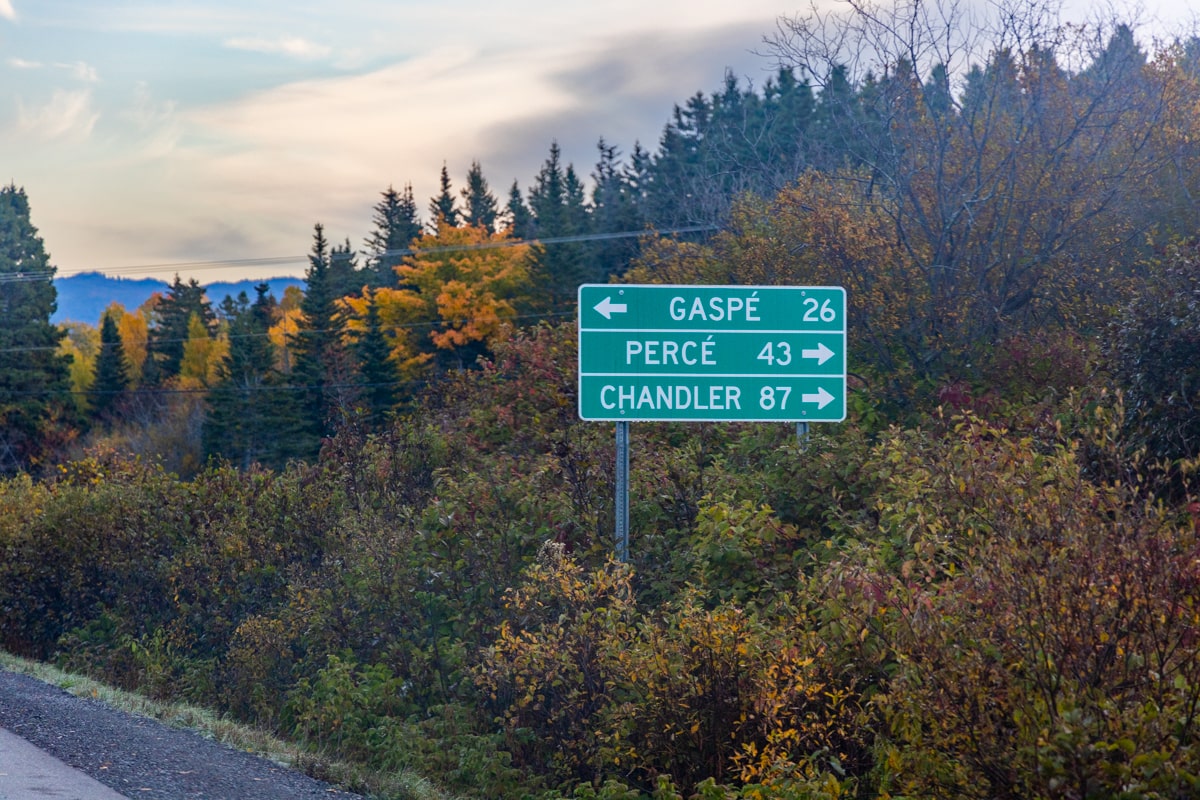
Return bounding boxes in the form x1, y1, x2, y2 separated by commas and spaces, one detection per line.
364, 184, 423, 288
460, 161, 499, 231
89, 311, 129, 423
429, 164, 459, 231
0, 184, 74, 473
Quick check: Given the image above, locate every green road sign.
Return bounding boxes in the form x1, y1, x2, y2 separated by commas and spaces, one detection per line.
578, 284, 846, 422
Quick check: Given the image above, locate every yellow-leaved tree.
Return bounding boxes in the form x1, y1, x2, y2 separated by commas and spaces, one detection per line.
179, 312, 227, 388
342, 224, 532, 375
115, 302, 149, 386
58, 321, 100, 412
268, 306, 303, 375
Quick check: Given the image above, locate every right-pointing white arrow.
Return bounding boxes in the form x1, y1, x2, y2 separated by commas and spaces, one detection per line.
802, 387, 835, 409
801, 342, 835, 365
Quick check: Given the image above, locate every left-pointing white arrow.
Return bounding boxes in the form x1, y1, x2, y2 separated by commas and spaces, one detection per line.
802, 387, 835, 409
594, 296, 628, 319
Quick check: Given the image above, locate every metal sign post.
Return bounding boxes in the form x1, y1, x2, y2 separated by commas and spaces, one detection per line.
615, 421, 630, 563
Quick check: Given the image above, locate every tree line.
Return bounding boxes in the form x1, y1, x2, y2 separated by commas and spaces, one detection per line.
4, 6, 1200, 478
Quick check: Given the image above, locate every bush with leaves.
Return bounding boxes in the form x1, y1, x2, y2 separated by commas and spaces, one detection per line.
1112, 240, 1200, 469
811, 413, 1200, 798
0, 451, 187, 662
476, 549, 873, 796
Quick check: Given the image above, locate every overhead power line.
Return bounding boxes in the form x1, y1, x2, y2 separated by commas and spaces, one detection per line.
0, 309, 578, 355
1, 378, 434, 399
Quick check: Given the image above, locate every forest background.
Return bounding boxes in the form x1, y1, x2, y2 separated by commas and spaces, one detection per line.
4, 0, 1200, 797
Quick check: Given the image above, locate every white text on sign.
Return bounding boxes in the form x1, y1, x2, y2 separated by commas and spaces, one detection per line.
625, 338, 717, 366
669, 294, 761, 323
601, 384, 744, 412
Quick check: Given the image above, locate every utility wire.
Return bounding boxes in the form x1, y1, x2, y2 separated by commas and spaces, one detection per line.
0, 310, 577, 355
2, 378, 434, 399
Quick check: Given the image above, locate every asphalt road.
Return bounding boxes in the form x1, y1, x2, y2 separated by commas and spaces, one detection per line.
0, 669, 362, 799
0, 726, 128, 799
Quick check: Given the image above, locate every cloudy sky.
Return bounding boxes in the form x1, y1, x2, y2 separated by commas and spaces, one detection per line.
2, 0, 1194, 283
2, 0, 798, 282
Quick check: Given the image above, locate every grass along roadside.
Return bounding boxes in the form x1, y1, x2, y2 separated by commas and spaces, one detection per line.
0, 649, 460, 800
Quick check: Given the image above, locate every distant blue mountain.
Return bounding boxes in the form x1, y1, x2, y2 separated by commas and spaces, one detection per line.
205, 278, 306, 312
52, 272, 306, 325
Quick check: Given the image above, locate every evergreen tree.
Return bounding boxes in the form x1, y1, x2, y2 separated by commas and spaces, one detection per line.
364, 184, 422, 288
146, 275, 215, 385
205, 286, 307, 470
810, 63, 861, 170
329, 238, 363, 299
646, 94, 709, 226
0, 184, 74, 473
461, 160, 499, 231
563, 164, 591, 235
505, 180, 534, 238
758, 67, 817, 187
89, 311, 129, 423
625, 142, 655, 221
351, 288, 397, 428
527, 142, 591, 309
289, 224, 351, 458
429, 164, 459, 230
639, 69, 816, 228
591, 139, 644, 280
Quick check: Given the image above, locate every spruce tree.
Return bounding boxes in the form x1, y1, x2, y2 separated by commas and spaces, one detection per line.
0, 184, 74, 473
89, 311, 130, 423
329, 238, 363, 299
205, 286, 307, 470
591, 139, 644, 280
289, 224, 351, 458
364, 184, 422, 288
527, 142, 591, 309
352, 289, 397, 428
429, 164, 459, 230
460, 160, 499, 231
146, 275, 215, 385
505, 180, 533, 239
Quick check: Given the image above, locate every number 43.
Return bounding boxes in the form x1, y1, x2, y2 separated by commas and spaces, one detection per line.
757, 341, 792, 366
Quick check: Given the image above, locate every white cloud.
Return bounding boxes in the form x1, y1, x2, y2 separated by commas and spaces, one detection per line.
62, 60, 99, 82
17, 88, 99, 140
120, 82, 181, 159
180, 45, 570, 196
224, 34, 332, 60
6, 57, 98, 82
0, 0, 15, 22
112, 20, 780, 271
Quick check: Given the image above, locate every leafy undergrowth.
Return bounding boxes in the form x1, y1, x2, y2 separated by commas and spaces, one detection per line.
2, 322, 1199, 798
